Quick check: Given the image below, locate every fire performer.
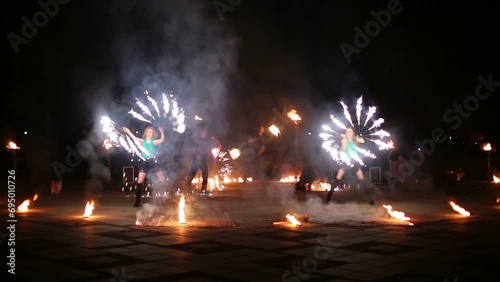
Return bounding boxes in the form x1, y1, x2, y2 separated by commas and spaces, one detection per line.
243, 126, 267, 182
186, 124, 221, 194
123, 126, 166, 207
325, 127, 375, 205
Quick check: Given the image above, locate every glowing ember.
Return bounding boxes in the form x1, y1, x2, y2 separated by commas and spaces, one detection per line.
229, 148, 241, 160
18, 200, 30, 212
482, 143, 492, 152
103, 138, 112, 150
449, 201, 470, 216
286, 214, 301, 226
496, 198, 499, 203
83, 201, 95, 218
179, 196, 186, 224
269, 125, 280, 137
383, 205, 413, 225
287, 109, 302, 124
33, 194, 39, 201
7, 141, 20, 150
493, 175, 500, 183
194, 115, 203, 120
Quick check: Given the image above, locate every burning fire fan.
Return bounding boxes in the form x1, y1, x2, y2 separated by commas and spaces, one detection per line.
128, 91, 186, 134
319, 96, 393, 167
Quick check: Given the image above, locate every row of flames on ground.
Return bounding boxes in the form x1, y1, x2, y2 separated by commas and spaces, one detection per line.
15, 192, 496, 227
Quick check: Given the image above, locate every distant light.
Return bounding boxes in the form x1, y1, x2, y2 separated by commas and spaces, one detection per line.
135, 131, 139, 134
24, 131, 28, 135
418, 148, 421, 151
449, 136, 452, 139
308, 132, 311, 135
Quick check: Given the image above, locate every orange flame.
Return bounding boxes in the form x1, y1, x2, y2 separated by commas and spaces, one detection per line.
287, 109, 301, 124
383, 205, 413, 225
280, 175, 298, 183
7, 141, 20, 150
33, 194, 39, 201
482, 143, 492, 152
286, 214, 301, 226
179, 196, 186, 224
449, 201, 470, 216
229, 148, 241, 160
18, 200, 30, 212
103, 138, 112, 150
83, 201, 95, 218
269, 125, 280, 137
493, 175, 499, 183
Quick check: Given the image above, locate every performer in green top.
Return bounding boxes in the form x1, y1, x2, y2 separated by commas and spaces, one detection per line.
123, 126, 166, 207
325, 127, 375, 205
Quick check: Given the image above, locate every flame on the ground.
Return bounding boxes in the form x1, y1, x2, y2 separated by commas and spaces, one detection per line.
33, 194, 39, 201
179, 195, 186, 224
280, 175, 298, 182
449, 201, 470, 216
493, 175, 499, 183
286, 214, 301, 226
18, 200, 30, 212
383, 205, 413, 225
311, 182, 331, 191
83, 201, 95, 218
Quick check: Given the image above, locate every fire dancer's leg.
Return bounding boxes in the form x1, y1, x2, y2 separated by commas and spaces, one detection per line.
135, 170, 147, 207
201, 157, 208, 193
186, 159, 200, 193
355, 169, 374, 205
326, 169, 345, 203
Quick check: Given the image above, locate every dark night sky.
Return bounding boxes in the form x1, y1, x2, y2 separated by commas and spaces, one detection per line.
2, 0, 500, 176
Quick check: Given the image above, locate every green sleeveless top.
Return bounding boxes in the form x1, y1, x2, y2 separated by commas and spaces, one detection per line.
142, 140, 157, 159
345, 139, 357, 158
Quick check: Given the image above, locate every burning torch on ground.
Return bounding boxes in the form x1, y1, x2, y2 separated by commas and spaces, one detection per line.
17, 194, 39, 212
83, 201, 95, 218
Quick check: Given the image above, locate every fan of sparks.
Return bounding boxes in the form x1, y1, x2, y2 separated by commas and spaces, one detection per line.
319, 96, 393, 166
100, 91, 186, 160
101, 116, 150, 160
129, 91, 186, 133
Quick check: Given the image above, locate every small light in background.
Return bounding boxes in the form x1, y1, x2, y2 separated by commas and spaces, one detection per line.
417, 148, 421, 151
308, 132, 311, 135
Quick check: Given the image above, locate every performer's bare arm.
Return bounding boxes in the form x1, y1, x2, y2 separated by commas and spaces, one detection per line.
154, 127, 165, 146
122, 127, 143, 143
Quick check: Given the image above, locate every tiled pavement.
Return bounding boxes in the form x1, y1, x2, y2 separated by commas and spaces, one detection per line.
2, 182, 500, 282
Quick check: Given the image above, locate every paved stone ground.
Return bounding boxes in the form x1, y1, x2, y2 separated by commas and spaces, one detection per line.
2, 181, 500, 282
